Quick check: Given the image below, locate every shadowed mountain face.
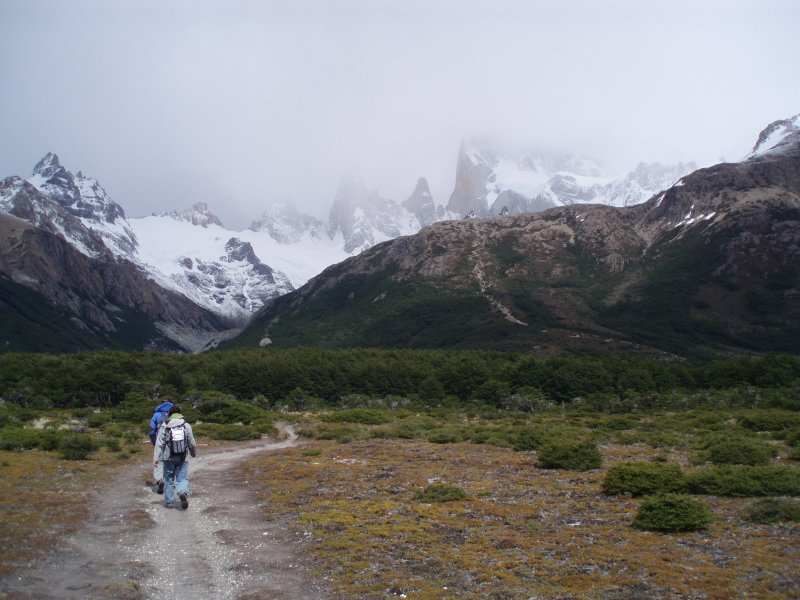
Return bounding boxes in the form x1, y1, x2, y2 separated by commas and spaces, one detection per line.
228, 116, 800, 357
0, 209, 232, 353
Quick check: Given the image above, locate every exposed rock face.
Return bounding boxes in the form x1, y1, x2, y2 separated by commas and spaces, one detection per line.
249, 202, 327, 244
746, 114, 800, 158
160, 202, 225, 228
0, 177, 111, 258
0, 211, 232, 352
328, 172, 420, 254
402, 177, 438, 227
1, 155, 295, 351
233, 115, 800, 356
27, 153, 136, 255
446, 140, 697, 217
446, 142, 495, 217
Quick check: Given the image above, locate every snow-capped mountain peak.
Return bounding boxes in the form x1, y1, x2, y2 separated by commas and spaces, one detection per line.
249, 201, 328, 244
3, 155, 297, 327
31, 152, 62, 179
328, 172, 421, 254
156, 202, 225, 228
448, 139, 697, 217
746, 114, 800, 159
24, 154, 137, 256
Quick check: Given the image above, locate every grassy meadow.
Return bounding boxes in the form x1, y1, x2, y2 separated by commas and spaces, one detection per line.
241, 407, 800, 599
0, 350, 799, 597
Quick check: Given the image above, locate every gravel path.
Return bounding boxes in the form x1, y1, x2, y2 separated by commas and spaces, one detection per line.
1, 427, 330, 600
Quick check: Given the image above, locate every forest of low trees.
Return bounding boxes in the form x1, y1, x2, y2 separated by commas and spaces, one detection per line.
1, 349, 798, 412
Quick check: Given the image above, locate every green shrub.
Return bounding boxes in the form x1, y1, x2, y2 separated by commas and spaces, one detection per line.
414, 484, 467, 503
739, 410, 800, 433
785, 428, 800, 447
195, 395, 272, 425
103, 436, 122, 452
510, 428, 546, 451
789, 447, 800, 461
252, 418, 278, 436
536, 440, 602, 471
463, 426, 513, 447
193, 423, 261, 441
427, 429, 464, 444
745, 498, 800, 524
701, 437, 777, 466
313, 425, 358, 443
604, 415, 640, 431
0, 427, 61, 451
603, 462, 687, 496
633, 494, 713, 532
399, 415, 440, 429
687, 465, 800, 497
86, 411, 112, 428
57, 433, 99, 460
0, 427, 44, 450
321, 408, 392, 425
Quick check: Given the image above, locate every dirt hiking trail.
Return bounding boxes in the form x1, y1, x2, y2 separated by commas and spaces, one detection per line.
1, 426, 331, 600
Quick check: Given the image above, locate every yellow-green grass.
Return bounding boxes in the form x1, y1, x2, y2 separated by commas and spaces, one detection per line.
242, 438, 800, 599
0, 443, 150, 579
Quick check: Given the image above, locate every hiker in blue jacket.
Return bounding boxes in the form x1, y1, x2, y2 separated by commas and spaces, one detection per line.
149, 398, 173, 494
153, 405, 197, 509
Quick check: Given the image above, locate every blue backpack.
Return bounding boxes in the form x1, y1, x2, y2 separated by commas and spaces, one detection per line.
148, 402, 173, 444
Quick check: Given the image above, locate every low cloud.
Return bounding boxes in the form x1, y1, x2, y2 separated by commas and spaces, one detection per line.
1, 0, 798, 228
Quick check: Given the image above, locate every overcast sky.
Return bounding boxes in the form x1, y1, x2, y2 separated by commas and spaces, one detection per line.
1, 0, 798, 228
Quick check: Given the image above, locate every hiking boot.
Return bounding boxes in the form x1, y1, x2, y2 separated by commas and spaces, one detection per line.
179, 493, 189, 509
157, 480, 164, 494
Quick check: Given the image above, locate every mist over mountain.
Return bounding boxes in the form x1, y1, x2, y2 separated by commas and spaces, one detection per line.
226, 114, 800, 357
2, 114, 797, 354
447, 140, 697, 218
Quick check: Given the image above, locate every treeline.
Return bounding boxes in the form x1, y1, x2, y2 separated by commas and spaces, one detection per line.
0, 349, 798, 411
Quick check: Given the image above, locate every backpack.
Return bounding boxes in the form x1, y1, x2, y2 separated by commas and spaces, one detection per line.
149, 402, 173, 443
168, 424, 188, 460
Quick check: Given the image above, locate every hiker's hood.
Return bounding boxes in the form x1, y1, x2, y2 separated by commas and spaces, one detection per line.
166, 415, 185, 426
155, 401, 174, 414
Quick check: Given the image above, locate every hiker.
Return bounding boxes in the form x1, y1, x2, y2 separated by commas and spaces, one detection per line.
153, 405, 197, 509
149, 398, 174, 494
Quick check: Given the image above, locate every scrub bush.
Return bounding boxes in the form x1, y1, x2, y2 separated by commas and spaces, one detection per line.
745, 498, 800, 524
57, 433, 99, 460
427, 429, 464, 444
603, 461, 687, 496
510, 428, 546, 451
0, 427, 60, 451
414, 484, 467, 503
687, 465, 800, 497
537, 440, 602, 471
321, 408, 392, 425
194, 423, 261, 441
701, 437, 777, 466
312, 425, 358, 443
784, 428, 800, 447
739, 410, 800, 433
633, 494, 713, 532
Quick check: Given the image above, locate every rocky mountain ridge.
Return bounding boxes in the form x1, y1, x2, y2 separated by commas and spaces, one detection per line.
0, 208, 232, 353
228, 114, 800, 356
447, 141, 698, 218
4, 116, 791, 354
